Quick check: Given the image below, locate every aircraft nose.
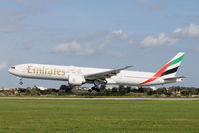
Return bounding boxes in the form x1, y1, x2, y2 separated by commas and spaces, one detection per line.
8, 66, 16, 74
8, 68, 13, 74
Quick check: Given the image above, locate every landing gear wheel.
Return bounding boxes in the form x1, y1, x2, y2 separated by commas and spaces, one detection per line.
91, 87, 96, 91
91, 86, 101, 92
96, 88, 100, 92
19, 81, 23, 85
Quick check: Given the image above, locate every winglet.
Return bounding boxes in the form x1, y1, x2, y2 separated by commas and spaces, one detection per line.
115, 65, 133, 72
124, 66, 133, 69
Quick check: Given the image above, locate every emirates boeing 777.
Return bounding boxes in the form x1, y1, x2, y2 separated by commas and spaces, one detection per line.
8, 52, 185, 92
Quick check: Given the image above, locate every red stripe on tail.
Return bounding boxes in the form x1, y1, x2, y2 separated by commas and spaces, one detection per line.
140, 61, 172, 85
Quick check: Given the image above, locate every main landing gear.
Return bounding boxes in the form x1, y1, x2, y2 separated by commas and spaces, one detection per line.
89, 80, 107, 92
91, 86, 101, 92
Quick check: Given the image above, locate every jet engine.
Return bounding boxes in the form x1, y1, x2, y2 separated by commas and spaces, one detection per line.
68, 74, 86, 86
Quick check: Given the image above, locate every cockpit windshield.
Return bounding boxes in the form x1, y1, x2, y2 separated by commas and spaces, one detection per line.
11, 67, 15, 69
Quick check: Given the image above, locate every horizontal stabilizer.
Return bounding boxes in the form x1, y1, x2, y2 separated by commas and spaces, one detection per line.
163, 76, 186, 80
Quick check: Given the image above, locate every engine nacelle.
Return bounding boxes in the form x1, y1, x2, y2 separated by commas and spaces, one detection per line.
68, 74, 86, 86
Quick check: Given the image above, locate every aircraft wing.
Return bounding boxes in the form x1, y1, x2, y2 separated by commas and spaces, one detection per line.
85, 66, 132, 80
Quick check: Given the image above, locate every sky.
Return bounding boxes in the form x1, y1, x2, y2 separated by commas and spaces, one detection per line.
0, 0, 198, 88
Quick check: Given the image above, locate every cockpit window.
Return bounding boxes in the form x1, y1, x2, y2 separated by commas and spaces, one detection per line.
11, 67, 15, 69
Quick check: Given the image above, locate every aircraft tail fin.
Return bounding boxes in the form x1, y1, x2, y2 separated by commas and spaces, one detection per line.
140, 52, 185, 85
161, 52, 185, 78
158, 52, 185, 78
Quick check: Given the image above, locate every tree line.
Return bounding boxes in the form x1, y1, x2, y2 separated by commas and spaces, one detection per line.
0, 85, 198, 97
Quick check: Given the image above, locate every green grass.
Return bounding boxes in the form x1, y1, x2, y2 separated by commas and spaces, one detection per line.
0, 100, 199, 133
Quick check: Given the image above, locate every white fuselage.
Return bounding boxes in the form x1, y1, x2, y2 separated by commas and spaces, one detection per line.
8, 64, 177, 86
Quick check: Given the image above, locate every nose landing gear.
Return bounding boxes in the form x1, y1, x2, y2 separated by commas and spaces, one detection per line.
19, 78, 23, 85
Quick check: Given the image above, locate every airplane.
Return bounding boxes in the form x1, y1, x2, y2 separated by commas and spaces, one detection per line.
8, 52, 185, 92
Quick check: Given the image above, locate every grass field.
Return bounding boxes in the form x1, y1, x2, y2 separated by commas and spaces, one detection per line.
0, 99, 199, 133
